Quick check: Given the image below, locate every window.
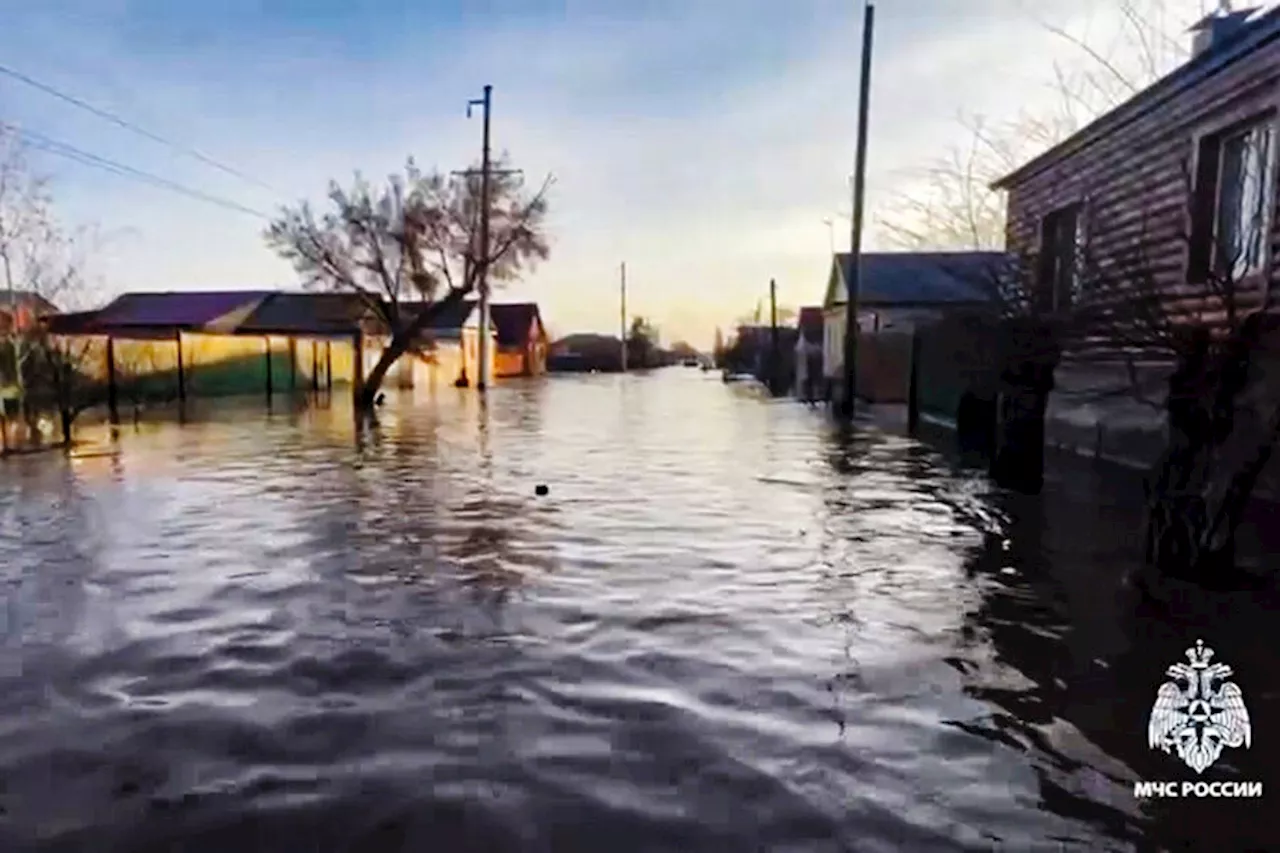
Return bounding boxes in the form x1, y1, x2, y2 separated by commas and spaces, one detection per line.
1190, 116, 1276, 281
1037, 202, 1085, 312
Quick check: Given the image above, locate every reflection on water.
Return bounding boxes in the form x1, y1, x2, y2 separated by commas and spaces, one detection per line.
0, 370, 1276, 851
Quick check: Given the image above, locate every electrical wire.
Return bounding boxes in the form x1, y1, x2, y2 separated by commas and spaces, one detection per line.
0, 61, 279, 195
3, 123, 269, 219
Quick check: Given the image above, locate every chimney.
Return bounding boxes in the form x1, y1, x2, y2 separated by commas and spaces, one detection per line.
1190, 3, 1259, 58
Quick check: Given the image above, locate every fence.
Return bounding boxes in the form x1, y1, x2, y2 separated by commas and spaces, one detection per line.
913, 312, 1001, 424
856, 331, 913, 403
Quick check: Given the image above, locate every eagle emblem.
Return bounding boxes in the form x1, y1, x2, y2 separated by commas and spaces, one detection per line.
1148, 639, 1251, 774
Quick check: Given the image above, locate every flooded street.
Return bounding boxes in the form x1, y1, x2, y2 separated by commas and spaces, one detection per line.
0, 369, 1277, 852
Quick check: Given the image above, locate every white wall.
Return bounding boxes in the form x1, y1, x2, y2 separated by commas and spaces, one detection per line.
823, 309, 845, 379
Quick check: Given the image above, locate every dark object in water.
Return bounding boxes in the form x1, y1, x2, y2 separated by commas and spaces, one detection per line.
375, 393, 386, 406
535, 484, 549, 496
956, 390, 996, 458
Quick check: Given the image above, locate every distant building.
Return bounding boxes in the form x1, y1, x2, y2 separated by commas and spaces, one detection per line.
793, 306, 824, 400
0, 291, 58, 334
820, 251, 1000, 404
489, 302, 549, 378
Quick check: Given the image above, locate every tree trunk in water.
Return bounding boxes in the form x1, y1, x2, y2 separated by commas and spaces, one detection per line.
354, 286, 474, 414
60, 408, 72, 447
356, 338, 408, 412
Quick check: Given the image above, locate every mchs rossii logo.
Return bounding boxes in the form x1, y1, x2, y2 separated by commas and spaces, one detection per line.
1134, 639, 1261, 799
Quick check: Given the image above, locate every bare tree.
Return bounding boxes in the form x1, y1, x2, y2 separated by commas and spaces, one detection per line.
0, 125, 52, 431
0, 126, 105, 450
941, 141, 1279, 579
265, 154, 552, 412
876, 0, 1195, 252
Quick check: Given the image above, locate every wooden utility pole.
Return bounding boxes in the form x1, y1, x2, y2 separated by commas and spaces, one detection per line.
457, 85, 521, 392
769, 278, 779, 392
470, 85, 494, 391
841, 2, 875, 418
620, 262, 628, 371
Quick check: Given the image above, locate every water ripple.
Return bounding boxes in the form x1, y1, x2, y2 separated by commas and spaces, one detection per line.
0, 372, 1276, 850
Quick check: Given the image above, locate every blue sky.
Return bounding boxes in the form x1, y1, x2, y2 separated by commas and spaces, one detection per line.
0, 0, 1209, 346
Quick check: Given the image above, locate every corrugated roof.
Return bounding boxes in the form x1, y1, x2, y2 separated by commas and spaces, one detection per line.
395, 298, 479, 331
228, 292, 370, 335
992, 5, 1280, 190
43, 310, 99, 335
489, 302, 543, 346
835, 252, 1004, 305
94, 291, 276, 328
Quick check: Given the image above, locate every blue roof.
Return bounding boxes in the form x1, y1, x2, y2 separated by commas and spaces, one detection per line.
835, 252, 1005, 306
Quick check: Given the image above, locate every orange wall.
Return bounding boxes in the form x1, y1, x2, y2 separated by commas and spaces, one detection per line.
495, 348, 525, 378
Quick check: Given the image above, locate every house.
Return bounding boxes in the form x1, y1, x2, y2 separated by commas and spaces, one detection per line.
0, 291, 59, 334
990, 4, 1280, 468
42, 290, 496, 401
793, 306, 824, 399
384, 299, 494, 389
548, 333, 623, 372
819, 251, 1002, 404
489, 302, 548, 378
44, 290, 285, 399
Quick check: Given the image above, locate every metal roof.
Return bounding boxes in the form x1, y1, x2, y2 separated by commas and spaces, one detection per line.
489, 302, 543, 346
92, 290, 276, 329
834, 252, 1004, 305
394, 299, 480, 332
226, 292, 370, 336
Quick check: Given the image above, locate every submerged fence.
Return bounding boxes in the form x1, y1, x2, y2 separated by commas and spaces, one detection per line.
912, 312, 1001, 424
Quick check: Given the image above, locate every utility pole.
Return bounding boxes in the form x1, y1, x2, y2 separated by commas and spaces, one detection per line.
769, 278, 779, 393
620, 262, 628, 371
841, 2, 875, 419
457, 86, 521, 390
468, 85, 495, 392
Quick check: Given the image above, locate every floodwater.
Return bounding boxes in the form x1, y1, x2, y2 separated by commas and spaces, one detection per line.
0, 369, 1276, 852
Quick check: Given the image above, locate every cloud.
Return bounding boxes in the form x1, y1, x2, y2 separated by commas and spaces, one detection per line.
0, 0, 1210, 346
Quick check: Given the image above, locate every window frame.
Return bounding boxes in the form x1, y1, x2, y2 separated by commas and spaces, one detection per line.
1037, 201, 1086, 313
1188, 109, 1278, 288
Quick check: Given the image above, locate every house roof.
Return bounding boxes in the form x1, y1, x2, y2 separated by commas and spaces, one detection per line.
553, 333, 619, 352
44, 310, 100, 334
226, 292, 370, 336
44, 289, 487, 338
797, 306, 824, 344
825, 252, 1004, 307
992, 5, 1280, 190
489, 302, 543, 346
92, 290, 276, 329
1, 291, 59, 315
394, 298, 480, 332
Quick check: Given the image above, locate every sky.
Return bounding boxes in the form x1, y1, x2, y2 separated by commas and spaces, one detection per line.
0, 0, 1216, 348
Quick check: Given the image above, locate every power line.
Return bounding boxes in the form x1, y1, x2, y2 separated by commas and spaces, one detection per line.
0, 61, 279, 195
3, 123, 269, 219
